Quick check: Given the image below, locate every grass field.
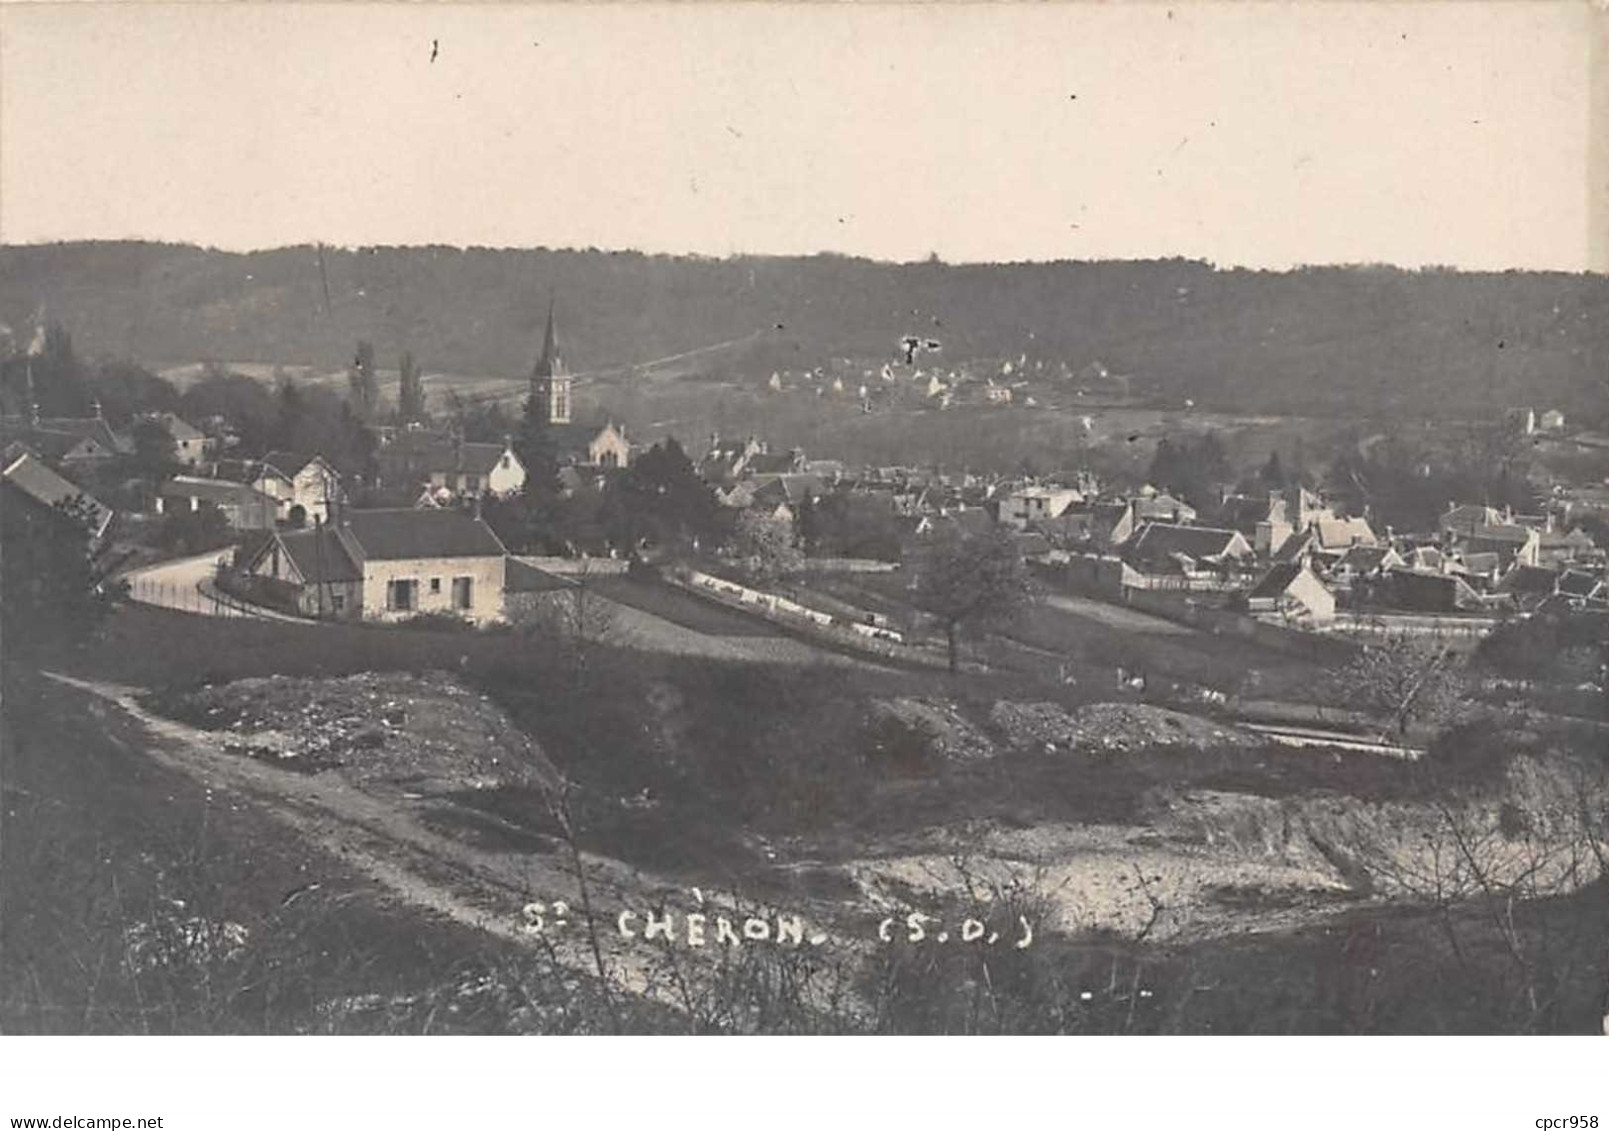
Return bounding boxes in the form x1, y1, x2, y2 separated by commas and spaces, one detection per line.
591, 576, 784, 638
809, 571, 1334, 701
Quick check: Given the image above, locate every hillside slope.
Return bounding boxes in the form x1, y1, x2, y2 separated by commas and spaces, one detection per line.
1, 241, 1604, 417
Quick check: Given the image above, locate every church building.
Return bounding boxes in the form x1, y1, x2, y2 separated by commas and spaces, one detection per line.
530, 299, 633, 470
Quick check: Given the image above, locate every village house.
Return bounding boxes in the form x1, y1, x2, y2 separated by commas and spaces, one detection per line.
1554, 568, 1608, 608
1246, 560, 1336, 625
140, 412, 211, 466
0, 408, 131, 467
156, 475, 278, 531
999, 485, 1083, 530
377, 432, 527, 502
1360, 568, 1485, 614
1327, 543, 1404, 585
745, 473, 826, 525
1122, 522, 1254, 587
698, 434, 769, 485
1494, 564, 1565, 611
1311, 514, 1379, 552
3, 445, 115, 543
242, 507, 511, 625
1438, 504, 1542, 569
251, 452, 342, 525
238, 525, 363, 618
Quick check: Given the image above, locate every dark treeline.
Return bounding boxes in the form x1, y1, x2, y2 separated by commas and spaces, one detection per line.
2, 242, 1604, 420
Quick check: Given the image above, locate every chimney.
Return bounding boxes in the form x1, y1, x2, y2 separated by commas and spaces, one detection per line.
29, 402, 40, 428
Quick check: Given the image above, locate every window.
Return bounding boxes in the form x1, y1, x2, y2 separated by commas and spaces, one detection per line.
429, 578, 442, 595
501, 455, 511, 469
331, 594, 345, 612
452, 577, 473, 611
387, 579, 417, 612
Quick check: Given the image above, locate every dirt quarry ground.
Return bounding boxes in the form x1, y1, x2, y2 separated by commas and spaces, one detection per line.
18, 649, 1609, 1033
136, 671, 1609, 952
147, 672, 563, 792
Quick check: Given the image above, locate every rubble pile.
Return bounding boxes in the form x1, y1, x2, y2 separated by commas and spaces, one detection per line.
157, 671, 560, 792
989, 700, 1253, 754
869, 698, 998, 763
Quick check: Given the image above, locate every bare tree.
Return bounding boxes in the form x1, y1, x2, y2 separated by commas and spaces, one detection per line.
525, 559, 617, 691
910, 523, 1038, 674
1329, 634, 1466, 737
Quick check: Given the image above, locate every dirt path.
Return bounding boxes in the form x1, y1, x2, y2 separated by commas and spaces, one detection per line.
123, 548, 305, 622
39, 670, 790, 1008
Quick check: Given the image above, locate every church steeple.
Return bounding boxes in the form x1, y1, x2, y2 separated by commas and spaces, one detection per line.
534, 295, 565, 379
530, 294, 572, 424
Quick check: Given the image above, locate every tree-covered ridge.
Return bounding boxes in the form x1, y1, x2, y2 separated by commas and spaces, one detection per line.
1, 242, 1603, 419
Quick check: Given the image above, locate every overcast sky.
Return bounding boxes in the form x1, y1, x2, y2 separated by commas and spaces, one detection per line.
0, 2, 1600, 271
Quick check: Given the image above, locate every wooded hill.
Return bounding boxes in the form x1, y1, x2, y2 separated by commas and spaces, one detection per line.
1, 241, 1603, 419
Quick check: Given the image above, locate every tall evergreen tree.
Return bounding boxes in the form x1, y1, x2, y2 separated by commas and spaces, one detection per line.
347, 339, 379, 420
397, 349, 426, 424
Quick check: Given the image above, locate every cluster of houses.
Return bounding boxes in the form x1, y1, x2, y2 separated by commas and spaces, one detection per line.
999, 480, 1608, 627
683, 427, 1608, 633
5, 293, 1605, 639
761, 351, 1141, 415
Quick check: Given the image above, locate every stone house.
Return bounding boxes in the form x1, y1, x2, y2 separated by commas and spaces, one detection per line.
251, 452, 342, 525
379, 433, 527, 502
141, 412, 212, 466
1246, 560, 1336, 625
999, 486, 1083, 530
156, 475, 278, 531
241, 507, 511, 624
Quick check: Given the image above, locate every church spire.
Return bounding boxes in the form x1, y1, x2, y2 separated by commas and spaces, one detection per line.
534, 294, 564, 380
530, 293, 572, 425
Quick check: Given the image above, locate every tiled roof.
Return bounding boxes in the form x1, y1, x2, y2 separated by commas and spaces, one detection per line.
160, 475, 276, 506
1129, 522, 1247, 562
1314, 516, 1376, 549
340, 508, 507, 560
1556, 570, 1605, 598
276, 527, 363, 583
1248, 561, 1304, 599
257, 451, 310, 480
2, 450, 113, 536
